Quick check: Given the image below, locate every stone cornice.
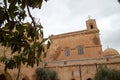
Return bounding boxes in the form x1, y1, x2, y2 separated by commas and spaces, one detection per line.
44, 55, 120, 68
50, 29, 99, 39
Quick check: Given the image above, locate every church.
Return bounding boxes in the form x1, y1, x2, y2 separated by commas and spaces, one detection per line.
0, 19, 120, 80
44, 18, 120, 80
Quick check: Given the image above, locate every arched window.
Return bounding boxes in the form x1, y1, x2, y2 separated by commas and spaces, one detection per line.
78, 47, 84, 55
90, 24, 94, 29
64, 48, 70, 56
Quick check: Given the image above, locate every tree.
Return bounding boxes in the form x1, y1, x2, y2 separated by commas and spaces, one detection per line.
35, 67, 57, 80
0, 0, 50, 80
118, 0, 120, 4
94, 66, 120, 80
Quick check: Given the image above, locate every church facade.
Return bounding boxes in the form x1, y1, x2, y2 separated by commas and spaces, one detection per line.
0, 19, 120, 80
44, 19, 120, 80
46, 19, 102, 61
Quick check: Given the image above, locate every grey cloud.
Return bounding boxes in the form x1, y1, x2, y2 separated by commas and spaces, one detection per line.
101, 28, 120, 51
33, 0, 120, 51
100, 15, 120, 51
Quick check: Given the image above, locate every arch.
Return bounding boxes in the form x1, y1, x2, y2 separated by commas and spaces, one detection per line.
22, 75, 30, 80
0, 74, 6, 80
71, 78, 76, 80
87, 78, 92, 80
90, 24, 94, 29
0, 72, 12, 80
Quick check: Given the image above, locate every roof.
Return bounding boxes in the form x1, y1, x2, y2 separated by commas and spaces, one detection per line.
103, 48, 119, 56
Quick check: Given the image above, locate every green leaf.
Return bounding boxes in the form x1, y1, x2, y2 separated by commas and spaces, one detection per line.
37, 43, 43, 57
38, 0, 43, 9
40, 29, 44, 37
8, 3, 18, 13
0, 0, 48, 71
36, 24, 43, 29
47, 40, 51, 49
5, 21, 15, 31
45, 0, 48, 2
8, 4, 18, 20
19, 10, 26, 21
0, 7, 6, 26
28, 0, 43, 9
40, 38, 48, 45
3, 0, 7, 8
11, 44, 18, 53
21, 0, 26, 9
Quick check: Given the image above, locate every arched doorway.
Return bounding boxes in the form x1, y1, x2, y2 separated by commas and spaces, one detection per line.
87, 78, 92, 80
22, 76, 30, 80
71, 78, 76, 80
0, 74, 6, 80
0, 72, 12, 80
22, 78, 25, 80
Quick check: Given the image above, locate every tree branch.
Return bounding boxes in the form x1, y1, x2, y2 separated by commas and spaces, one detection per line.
26, 5, 36, 27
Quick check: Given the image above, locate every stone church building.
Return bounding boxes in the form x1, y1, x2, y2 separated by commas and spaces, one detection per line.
0, 19, 120, 80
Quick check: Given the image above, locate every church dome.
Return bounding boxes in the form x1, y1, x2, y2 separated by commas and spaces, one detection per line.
103, 48, 119, 56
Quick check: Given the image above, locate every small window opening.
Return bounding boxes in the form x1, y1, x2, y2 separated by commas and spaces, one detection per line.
65, 48, 70, 56
90, 24, 94, 29
78, 47, 84, 55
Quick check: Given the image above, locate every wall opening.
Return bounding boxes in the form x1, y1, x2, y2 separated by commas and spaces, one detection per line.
0, 74, 6, 80
87, 78, 92, 80
22, 78, 25, 80
78, 47, 84, 55
64, 48, 70, 56
22, 76, 30, 80
90, 24, 94, 29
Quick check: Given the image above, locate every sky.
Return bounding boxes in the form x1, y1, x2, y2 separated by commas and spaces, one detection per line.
29, 0, 120, 51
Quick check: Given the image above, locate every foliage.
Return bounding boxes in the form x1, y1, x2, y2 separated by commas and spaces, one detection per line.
118, 0, 120, 4
0, 0, 50, 80
94, 66, 120, 80
36, 67, 57, 80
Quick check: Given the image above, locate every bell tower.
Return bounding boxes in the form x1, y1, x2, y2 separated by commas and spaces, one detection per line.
86, 19, 98, 30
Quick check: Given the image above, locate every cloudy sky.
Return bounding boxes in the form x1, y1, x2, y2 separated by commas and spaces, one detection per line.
30, 0, 120, 51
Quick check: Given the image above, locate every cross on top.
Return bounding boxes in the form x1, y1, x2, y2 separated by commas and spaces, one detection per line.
88, 15, 92, 20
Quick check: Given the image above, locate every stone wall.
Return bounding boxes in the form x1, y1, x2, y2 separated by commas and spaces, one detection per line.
45, 55, 120, 80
